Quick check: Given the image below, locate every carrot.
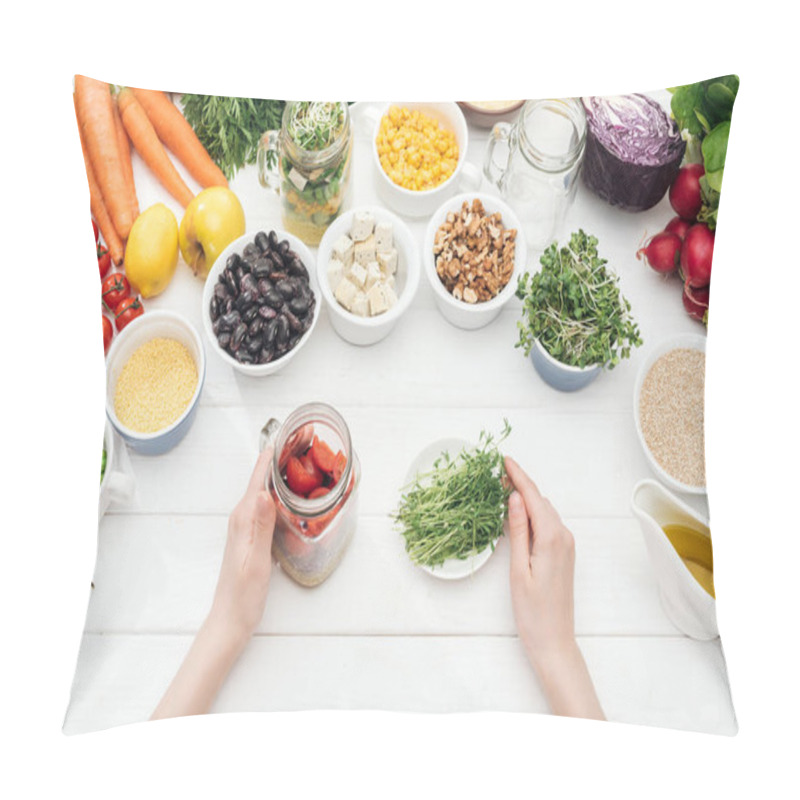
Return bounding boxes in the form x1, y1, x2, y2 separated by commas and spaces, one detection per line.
112, 95, 140, 221
117, 88, 194, 208
74, 95, 125, 265
130, 87, 227, 189
74, 75, 133, 239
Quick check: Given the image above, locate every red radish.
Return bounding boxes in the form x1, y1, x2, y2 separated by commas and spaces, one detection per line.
681, 223, 715, 288
669, 163, 705, 221
665, 216, 691, 240
637, 231, 681, 274
683, 281, 710, 324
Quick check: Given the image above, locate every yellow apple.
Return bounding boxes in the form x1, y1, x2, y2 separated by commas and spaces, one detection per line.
179, 187, 245, 279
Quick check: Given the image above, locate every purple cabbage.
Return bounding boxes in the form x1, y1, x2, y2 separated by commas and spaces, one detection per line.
581, 94, 685, 212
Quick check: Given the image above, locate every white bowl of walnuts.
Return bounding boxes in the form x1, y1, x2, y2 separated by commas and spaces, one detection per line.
423, 192, 527, 330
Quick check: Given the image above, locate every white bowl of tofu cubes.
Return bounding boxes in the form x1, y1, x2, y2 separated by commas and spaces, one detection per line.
317, 207, 421, 346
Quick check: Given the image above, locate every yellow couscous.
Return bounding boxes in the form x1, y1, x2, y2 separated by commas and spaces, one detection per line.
114, 338, 198, 433
376, 106, 459, 191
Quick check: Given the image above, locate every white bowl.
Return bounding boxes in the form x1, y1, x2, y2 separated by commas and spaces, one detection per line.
633, 333, 707, 495
371, 102, 481, 218
317, 207, 420, 346
105, 310, 206, 456
422, 192, 528, 330
202, 230, 320, 376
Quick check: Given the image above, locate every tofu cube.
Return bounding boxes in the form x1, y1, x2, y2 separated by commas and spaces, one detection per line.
332, 234, 354, 268
367, 283, 390, 316
327, 258, 344, 292
287, 166, 308, 191
384, 283, 398, 309
351, 291, 369, 317
365, 261, 382, 290
350, 211, 375, 242
384, 274, 396, 290
375, 221, 393, 253
354, 234, 376, 267
349, 261, 368, 288
334, 277, 359, 311
377, 248, 398, 275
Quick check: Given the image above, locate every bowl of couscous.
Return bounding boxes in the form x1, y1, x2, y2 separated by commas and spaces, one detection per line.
105, 311, 206, 456
372, 103, 478, 218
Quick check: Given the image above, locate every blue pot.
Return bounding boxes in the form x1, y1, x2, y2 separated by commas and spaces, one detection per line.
530, 339, 602, 392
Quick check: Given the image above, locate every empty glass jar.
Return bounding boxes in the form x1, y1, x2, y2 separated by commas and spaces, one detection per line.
484, 98, 587, 251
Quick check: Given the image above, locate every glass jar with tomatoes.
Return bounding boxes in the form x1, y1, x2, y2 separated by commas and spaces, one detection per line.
261, 402, 360, 587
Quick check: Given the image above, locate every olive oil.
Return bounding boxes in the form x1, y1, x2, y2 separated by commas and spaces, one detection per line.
662, 523, 715, 598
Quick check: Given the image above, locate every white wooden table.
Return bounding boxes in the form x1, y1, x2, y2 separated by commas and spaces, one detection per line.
64, 97, 736, 735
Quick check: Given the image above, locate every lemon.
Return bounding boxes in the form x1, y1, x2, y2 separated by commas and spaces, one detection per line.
124, 203, 180, 298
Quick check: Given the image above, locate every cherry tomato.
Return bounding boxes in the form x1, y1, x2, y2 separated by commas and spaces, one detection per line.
102, 315, 113, 354
310, 436, 337, 475
308, 486, 331, 499
285, 455, 323, 496
97, 244, 111, 279
332, 451, 347, 483
115, 296, 144, 332
102, 272, 131, 312
92, 219, 99, 243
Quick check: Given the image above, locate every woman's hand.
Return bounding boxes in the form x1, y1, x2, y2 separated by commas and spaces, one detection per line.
208, 446, 277, 642
504, 456, 604, 721
152, 447, 276, 721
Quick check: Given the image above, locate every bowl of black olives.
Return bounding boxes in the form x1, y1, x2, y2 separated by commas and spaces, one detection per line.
202, 230, 320, 376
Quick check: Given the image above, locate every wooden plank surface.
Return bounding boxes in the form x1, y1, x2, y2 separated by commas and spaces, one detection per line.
64, 634, 737, 736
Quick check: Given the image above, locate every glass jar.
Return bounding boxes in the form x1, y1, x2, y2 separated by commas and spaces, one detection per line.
260, 402, 360, 587
257, 101, 352, 246
484, 98, 587, 251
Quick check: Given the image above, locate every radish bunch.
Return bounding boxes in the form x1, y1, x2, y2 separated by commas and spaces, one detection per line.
636, 163, 713, 325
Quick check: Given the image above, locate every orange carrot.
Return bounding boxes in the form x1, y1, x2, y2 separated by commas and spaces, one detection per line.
117, 88, 194, 208
131, 87, 228, 189
112, 95, 140, 221
74, 75, 133, 239
74, 95, 125, 265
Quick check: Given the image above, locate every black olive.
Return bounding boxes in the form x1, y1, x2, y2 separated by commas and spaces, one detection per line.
258, 305, 277, 321
242, 305, 259, 324
263, 319, 278, 347
231, 322, 247, 351
275, 314, 289, 347
265, 288, 284, 310
276, 279, 295, 300
289, 295, 310, 315
255, 231, 270, 253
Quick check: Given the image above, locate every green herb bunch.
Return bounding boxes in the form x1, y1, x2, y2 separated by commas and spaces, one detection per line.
394, 421, 512, 568
286, 102, 345, 151
516, 230, 642, 369
180, 94, 286, 180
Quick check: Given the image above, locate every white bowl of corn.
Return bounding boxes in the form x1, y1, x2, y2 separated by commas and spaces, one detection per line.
371, 102, 480, 218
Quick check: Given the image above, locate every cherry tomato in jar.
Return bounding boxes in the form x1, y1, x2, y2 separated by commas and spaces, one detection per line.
310, 436, 337, 475
332, 451, 347, 484
92, 219, 99, 244
285, 455, 323, 496
97, 244, 111, 279
102, 315, 113, 354
115, 296, 144, 331
102, 272, 131, 312
308, 486, 331, 499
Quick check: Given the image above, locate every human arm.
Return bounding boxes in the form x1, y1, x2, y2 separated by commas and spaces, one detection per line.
151, 447, 276, 720
504, 456, 605, 721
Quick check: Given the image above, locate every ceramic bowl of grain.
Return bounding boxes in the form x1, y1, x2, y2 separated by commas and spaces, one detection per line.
105, 311, 206, 456
633, 333, 707, 495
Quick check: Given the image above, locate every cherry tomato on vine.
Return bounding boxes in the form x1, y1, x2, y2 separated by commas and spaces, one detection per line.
102, 272, 131, 312
115, 296, 144, 332
102, 315, 113, 354
97, 244, 111, 279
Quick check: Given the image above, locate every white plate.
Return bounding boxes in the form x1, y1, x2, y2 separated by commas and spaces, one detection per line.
400, 437, 499, 580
